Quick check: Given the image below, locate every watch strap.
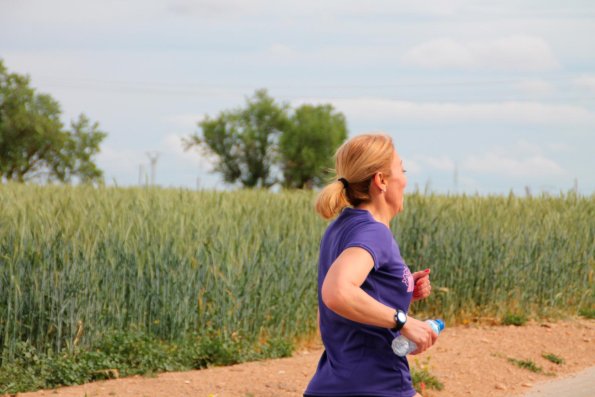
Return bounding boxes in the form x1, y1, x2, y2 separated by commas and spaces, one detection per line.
393, 309, 406, 331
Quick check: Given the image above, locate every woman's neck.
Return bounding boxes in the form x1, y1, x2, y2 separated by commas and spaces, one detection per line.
355, 202, 391, 228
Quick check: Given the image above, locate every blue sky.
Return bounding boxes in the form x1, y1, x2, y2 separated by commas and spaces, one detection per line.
1, 0, 594, 194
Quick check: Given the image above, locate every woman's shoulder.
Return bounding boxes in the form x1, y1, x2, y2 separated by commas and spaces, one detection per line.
340, 213, 393, 245
343, 208, 392, 234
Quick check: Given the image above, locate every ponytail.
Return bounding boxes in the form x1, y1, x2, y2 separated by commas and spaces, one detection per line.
315, 180, 350, 220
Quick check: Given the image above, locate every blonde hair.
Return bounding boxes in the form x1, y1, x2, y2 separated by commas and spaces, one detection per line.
315, 133, 395, 219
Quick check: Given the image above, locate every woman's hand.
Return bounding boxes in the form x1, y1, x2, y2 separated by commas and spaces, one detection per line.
412, 268, 431, 302
400, 317, 438, 354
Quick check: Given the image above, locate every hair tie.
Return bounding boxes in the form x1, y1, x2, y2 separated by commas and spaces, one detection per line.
338, 177, 349, 189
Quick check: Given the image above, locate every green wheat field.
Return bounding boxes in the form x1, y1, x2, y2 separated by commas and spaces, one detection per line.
0, 182, 593, 392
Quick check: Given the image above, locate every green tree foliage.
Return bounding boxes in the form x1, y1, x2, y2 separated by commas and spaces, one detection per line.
185, 89, 348, 189
0, 60, 106, 183
280, 104, 347, 189
184, 89, 289, 188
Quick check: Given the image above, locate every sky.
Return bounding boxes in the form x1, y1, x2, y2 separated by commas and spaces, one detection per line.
1, 0, 594, 195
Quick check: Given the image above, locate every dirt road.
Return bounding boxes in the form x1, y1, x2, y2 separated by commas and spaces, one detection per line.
521, 365, 594, 397
18, 318, 594, 397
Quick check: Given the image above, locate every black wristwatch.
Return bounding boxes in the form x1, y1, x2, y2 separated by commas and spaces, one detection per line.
393, 309, 407, 331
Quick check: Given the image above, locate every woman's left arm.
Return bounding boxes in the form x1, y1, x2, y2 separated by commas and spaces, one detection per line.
412, 269, 432, 302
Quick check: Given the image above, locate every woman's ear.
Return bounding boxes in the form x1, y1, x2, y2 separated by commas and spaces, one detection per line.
373, 172, 387, 192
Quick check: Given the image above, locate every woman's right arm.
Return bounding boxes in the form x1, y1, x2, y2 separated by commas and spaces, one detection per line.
321, 247, 437, 354
400, 317, 438, 354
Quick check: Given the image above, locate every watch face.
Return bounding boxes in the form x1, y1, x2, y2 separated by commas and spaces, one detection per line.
397, 311, 407, 323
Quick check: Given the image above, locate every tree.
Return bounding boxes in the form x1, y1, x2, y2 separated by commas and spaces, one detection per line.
184, 89, 289, 188
0, 60, 106, 184
280, 104, 347, 189
185, 90, 349, 189
52, 114, 107, 183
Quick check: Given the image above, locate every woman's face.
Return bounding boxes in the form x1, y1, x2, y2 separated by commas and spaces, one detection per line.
385, 150, 408, 214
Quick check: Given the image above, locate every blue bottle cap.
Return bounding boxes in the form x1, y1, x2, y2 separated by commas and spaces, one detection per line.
435, 319, 445, 331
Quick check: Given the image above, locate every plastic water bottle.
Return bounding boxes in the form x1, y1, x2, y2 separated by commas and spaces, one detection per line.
391, 319, 445, 357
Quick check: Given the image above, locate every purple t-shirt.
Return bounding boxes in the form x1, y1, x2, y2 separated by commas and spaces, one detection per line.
305, 207, 416, 397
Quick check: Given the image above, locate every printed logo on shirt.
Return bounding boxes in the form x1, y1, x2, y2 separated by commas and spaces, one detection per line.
402, 266, 414, 292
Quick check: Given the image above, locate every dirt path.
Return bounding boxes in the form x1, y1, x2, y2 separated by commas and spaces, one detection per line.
18, 319, 594, 397
521, 366, 595, 397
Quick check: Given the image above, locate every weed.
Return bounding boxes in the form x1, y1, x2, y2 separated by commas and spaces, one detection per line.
411, 357, 444, 393
507, 358, 542, 373
578, 307, 595, 319
0, 330, 295, 394
542, 353, 564, 365
502, 313, 528, 326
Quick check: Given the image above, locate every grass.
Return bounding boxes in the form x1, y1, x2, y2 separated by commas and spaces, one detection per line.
501, 312, 528, 326
0, 183, 593, 392
578, 307, 595, 319
412, 367, 444, 394
0, 330, 294, 394
411, 358, 444, 393
542, 353, 565, 365
507, 358, 543, 373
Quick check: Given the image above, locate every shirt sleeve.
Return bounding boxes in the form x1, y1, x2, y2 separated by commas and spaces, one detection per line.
343, 222, 394, 271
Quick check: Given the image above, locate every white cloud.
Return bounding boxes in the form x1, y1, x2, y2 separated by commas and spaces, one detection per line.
506, 139, 544, 157
294, 97, 595, 126
572, 75, 595, 91
166, 0, 467, 19
412, 155, 456, 172
401, 38, 476, 69
545, 142, 572, 153
96, 146, 145, 174
167, 0, 271, 18
458, 175, 480, 191
0, 0, 160, 28
463, 151, 564, 178
409, 141, 573, 190
95, 145, 148, 185
470, 36, 559, 70
162, 133, 215, 170
516, 79, 554, 96
402, 158, 421, 175
402, 35, 559, 71
96, 137, 214, 185
268, 43, 299, 59
166, 114, 206, 130
259, 45, 404, 67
